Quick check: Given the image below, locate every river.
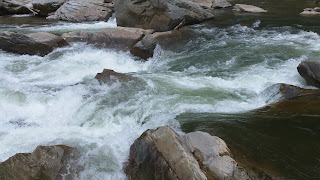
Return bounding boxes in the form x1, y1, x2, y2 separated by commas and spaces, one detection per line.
0, 0, 320, 179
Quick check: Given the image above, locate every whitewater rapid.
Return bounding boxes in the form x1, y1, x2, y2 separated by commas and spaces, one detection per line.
0, 18, 319, 179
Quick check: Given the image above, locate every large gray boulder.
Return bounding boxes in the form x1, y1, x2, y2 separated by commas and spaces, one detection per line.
130, 30, 182, 60
32, 0, 65, 16
298, 61, 320, 88
61, 30, 92, 43
114, 0, 214, 32
89, 27, 154, 50
0, 0, 35, 15
47, 0, 113, 22
125, 126, 254, 180
0, 31, 68, 56
0, 145, 82, 180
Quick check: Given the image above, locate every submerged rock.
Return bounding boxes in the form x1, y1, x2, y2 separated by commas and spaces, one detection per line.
259, 83, 320, 116
126, 126, 254, 180
0, 31, 68, 56
300, 7, 320, 15
130, 30, 182, 60
32, 0, 65, 16
0, 145, 82, 180
47, 0, 114, 22
234, 4, 267, 13
298, 61, 320, 88
89, 27, 154, 50
61, 30, 92, 43
0, 0, 35, 15
114, 0, 214, 32
95, 69, 131, 84
186, 0, 231, 9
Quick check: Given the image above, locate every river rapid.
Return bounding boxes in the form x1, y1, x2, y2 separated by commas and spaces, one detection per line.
1, 1, 320, 179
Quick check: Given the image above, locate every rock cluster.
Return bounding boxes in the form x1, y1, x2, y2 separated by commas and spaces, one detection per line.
0, 145, 82, 180
125, 126, 254, 180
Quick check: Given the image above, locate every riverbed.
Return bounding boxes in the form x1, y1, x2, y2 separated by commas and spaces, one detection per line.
0, 0, 319, 179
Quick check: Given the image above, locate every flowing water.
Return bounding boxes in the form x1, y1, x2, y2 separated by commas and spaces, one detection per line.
0, 0, 320, 179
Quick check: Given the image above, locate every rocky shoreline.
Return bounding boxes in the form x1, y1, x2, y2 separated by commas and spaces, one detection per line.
1, 0, 320, 179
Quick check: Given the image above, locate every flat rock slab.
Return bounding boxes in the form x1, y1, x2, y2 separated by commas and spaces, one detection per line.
0, 31, 68, 56
234, 4, 267, 13
0, 145, 82, 180
89, 27, 154, 50
114, 0, 214, 32
297, 61, 320, 88
47, 0, 113, 22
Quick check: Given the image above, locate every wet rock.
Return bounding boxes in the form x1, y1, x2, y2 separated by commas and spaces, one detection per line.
300, 7, 320, 15
89, 27, 154, 50
258, 83, 320, 116
114, 0, 214, 32
126, 126, 254, 180
297, 61, 320, 88
0, 0, 35, 15
186, 0, 231, 8
95, 69, 131, 84
0, 145, 82, 180
0, 31, 68, 56
47, 0, 114, 22
234, 4, 267, 13
32, 0, 65, 16
263, 83, 320, 103
61, 30, 92, 43
130, 30, 182, 60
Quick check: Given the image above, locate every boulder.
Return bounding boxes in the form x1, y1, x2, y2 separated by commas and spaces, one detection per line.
186, 0, 231, 8
32, 0, 65, 16
0, 145, 82, 180
95, 69, 131, 84
61, 30, 92, 43
46, 0, 113, 22
130, 30, 182, 60
0, 31, 68, 56
114, 0, 214, 32
0, 0, 36, 15
125, 126, 254, 180
234, 4, 267, 13
89, 27, 154, 50
300, 7, 320, 15
297, 61, 320, 88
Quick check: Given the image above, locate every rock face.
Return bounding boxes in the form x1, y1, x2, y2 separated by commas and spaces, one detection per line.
186, 0, 231, 9
61, 30, 92, 43
130, 30, 181, 60
0, 0, 34, 15
125, 126, 253, 180
297, 61, 320, 88
114, 0, 214, 32
47, 0, 114, 22
234, 4, 267, 13
32, 0, 65, 16
0, 145, 82, 180
95, 69, 131, 84
89, 27, 154, 50
0, 31, 68, 56
300, 7, 320, 15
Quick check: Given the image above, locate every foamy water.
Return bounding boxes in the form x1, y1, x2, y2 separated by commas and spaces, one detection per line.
0, 21, 319, 179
